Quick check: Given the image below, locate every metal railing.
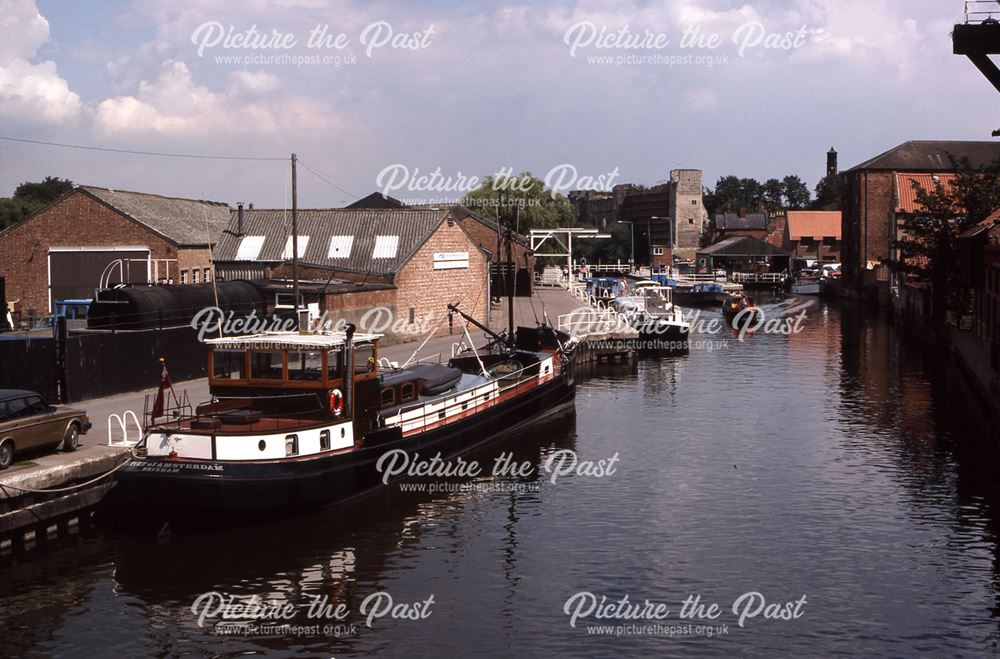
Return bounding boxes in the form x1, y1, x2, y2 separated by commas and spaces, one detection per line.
730, 272, 786, 284
966, 1, 1000, 24
107, 410, 142, 447
385, 359, 555, 435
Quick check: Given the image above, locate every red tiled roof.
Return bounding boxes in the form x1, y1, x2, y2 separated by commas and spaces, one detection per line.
895, 173, 958, 213
786, 211, 841, 240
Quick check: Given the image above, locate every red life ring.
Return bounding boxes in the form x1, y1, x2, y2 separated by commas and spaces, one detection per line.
330, 389, 344, 416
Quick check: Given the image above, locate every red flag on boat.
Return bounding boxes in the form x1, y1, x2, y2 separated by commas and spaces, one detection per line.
151, 358, 172, 418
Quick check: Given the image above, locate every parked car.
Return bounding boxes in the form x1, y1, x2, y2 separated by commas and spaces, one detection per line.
0, 389, 91, 469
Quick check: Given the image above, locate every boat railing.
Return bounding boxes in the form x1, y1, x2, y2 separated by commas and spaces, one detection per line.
147, 392, 329, 434
386, 359, 553, 434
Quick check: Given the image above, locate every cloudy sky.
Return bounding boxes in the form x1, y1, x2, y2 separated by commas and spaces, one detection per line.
0, 0, 997, 207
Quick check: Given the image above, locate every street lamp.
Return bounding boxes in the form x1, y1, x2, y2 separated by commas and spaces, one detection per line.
616, 220, 634, 272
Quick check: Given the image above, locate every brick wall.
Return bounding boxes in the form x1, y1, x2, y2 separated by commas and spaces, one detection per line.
395, 217, 489, 333
0, 191, 175, 317
454, 215, 535, 272
843, 170, 894, 290
177, 247, 215, 284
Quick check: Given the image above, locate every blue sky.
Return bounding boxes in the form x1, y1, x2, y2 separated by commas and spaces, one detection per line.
0, 0, 997, 207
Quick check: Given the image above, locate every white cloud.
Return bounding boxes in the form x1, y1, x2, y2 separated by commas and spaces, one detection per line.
0, 0, 80, 123
95, 59, 336, 137
229, 70, 281, 93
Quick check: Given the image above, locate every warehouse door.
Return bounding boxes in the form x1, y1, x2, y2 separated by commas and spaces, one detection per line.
48, 247, 150, 310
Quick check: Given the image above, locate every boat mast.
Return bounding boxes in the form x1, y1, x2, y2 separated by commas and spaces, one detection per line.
506, 220, 515, 349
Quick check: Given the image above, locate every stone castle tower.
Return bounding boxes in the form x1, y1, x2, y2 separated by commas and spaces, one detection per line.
669, 169, 708, 259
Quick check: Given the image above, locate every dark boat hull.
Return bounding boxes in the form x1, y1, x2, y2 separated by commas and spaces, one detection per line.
113, 370, 576, 519
672, 291, 726, 307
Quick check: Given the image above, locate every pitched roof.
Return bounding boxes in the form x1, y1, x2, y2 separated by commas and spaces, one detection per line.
345, 192, 407, 209
714, 213, 768, 231
786, 211, 842, 240
959, 209, 1000, 240
81, 186, 231, 246
847, 141, 1000, 173
894, 173, 958, 214
213, 208, 451, 276
698, 235, 787, 256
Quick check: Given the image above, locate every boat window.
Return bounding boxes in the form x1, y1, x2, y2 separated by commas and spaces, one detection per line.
213, 350, 247, 380
354, 343, 375, 374
320, 429, 331, 451
288, 351, 323, 381
400, 382, 416, 402
250, 351, 283, 380
381, 387, 396, 407
326, 349, 344, 380
285, 434, 299, 456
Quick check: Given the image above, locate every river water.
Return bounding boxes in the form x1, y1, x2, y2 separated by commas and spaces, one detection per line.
1, 299, 998, 656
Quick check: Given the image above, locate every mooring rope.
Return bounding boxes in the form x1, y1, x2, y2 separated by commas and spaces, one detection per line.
0, 451, 135, 495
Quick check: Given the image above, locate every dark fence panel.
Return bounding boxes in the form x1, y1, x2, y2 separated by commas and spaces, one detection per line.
0, 337, 58, 401
63, 327, 207, 402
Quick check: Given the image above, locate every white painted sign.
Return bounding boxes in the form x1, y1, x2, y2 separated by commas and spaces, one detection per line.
433, 251, 469, 270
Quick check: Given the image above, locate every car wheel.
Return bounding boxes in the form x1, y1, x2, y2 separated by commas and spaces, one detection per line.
0, 440, 12, 469
63, 425, 80, 452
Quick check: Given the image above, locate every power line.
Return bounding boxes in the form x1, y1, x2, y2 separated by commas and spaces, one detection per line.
296, 158, 359, 200
0, 135, 287, 161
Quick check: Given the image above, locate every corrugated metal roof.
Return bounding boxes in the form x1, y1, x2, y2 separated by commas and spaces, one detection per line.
81, 186, 231, 246
894, 173, 958, 214
786, 211, 842, 240
213, 208, 448, 275
698, 235, 788, 256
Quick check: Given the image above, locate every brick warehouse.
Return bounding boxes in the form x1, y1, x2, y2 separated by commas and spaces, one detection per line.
212, 205, 522, 342
0, 186, 230, 322
842, 140, 1000, 302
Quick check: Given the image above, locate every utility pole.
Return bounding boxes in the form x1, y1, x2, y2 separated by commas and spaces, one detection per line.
507, 216, 515, 349
291, 153, 300, 315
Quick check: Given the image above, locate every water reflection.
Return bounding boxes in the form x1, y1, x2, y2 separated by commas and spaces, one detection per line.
3, 301, 1000, 655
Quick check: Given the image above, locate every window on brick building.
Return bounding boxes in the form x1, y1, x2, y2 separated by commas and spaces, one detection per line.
652, 247, 664, 256
180, 270, 188, 284
688, 218, 694, 224
691, 200, 697, 205
204, 268, 211, 282
193, 269, 200, 284
408, 307, 415, 324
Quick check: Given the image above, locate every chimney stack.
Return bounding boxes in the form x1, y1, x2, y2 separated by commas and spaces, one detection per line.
237, 202, 244, 235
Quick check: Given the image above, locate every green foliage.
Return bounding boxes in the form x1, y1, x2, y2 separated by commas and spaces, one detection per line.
0, 176, 74, 230
887, 157, 1000, 322
573, 222, 632, 265
812, 174, 843, 210
460, 171, 573, 234
782, 175, 811, 210
705, 174, 813, 216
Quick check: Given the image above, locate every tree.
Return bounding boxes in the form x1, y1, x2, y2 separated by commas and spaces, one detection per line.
461, 171, 572, 234
763, 178, 784, 213
704, 176, 764, 216
812, 173, 843, 210
0, 176, 74, 230
888, 157, 1000, 324
782, 175, 811, 210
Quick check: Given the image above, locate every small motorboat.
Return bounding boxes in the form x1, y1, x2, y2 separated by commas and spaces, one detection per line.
613, 285, 690, 349
790, 269, 821, 295
721, 292, 759, 327
672, 281, 727, 307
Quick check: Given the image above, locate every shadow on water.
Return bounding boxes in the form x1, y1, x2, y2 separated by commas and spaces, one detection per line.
0, 405, 578, 657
